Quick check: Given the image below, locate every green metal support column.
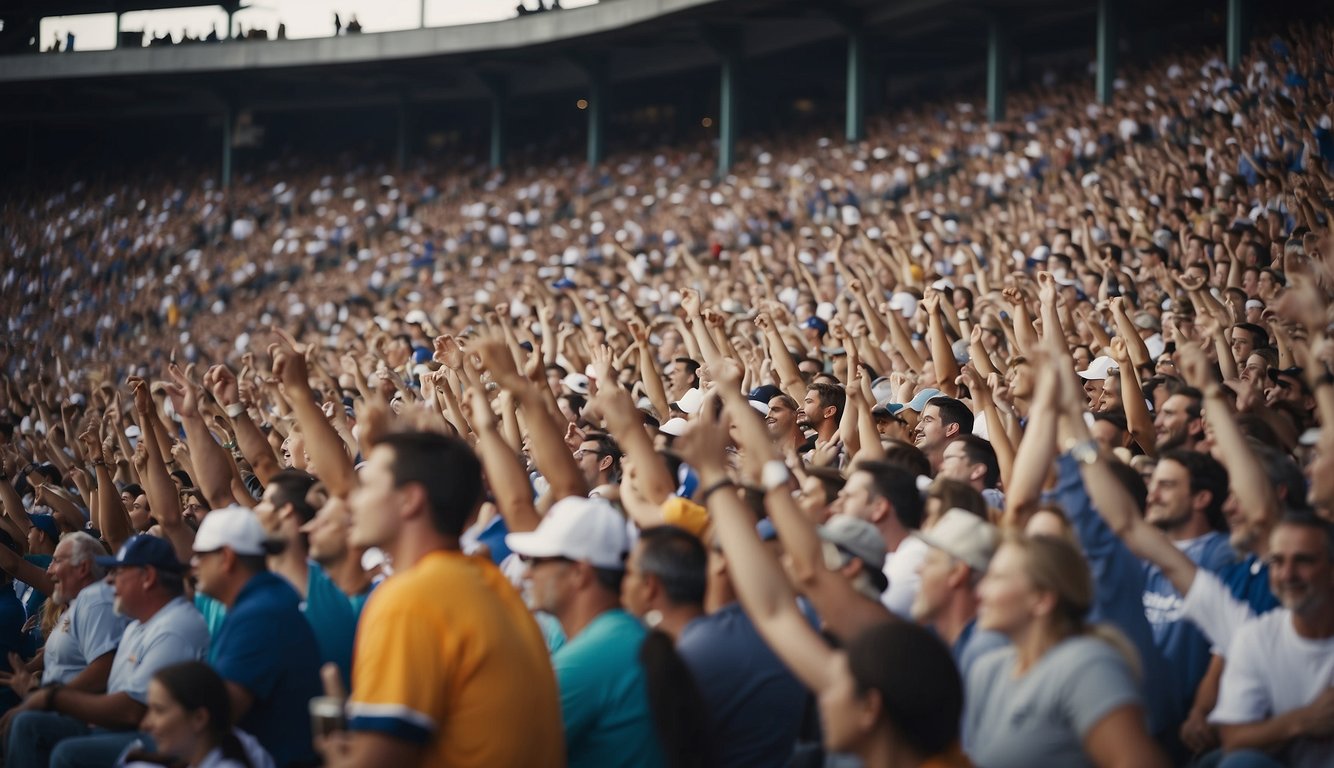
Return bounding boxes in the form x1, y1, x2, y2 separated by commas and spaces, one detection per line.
1227, 0, 1248, 70
395, 98, 410, 171
1096, 0, 1116, 106
987, 21, 1006, 123
489, 97, 505, 170
587, 70, 607, 167
221, 105, 233, 190
719, 52, 740, 176
845, 32, 866, 143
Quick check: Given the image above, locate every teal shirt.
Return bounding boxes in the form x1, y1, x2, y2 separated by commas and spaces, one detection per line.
304, 562, 369, 690
537, 611, 566, 654
554, 609, 664, 768
194, 592, 228, 637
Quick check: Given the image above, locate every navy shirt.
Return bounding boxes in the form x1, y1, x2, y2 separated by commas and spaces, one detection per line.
1046, 453, 1175, 737
210, 571, 322, 768
677, 602, 806, 768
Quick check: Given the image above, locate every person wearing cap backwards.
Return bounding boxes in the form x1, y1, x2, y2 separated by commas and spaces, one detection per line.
191, 505, 321, 768
6, 534, 209, 768
507, 496, 665, 768
325, 431, 562, 768
910, 510, 1007, 680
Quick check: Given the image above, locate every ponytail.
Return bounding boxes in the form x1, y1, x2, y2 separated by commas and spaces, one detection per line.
1085, 623, 1143, 682
217, 729, 254, 768
638, 629, 716, 768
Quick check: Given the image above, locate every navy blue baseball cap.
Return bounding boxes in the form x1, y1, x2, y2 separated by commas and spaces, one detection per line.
95, 534, 187, 573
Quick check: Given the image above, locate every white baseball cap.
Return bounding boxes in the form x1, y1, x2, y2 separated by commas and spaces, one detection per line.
1077, 355, 1118, 381
505, 496, 631, 570
193, 505, 274, 556
913, 509, 1000, 572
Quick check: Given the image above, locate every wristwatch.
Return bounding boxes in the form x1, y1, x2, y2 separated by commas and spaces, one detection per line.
761, 460, 791, 492
1069, 439, 1100, 466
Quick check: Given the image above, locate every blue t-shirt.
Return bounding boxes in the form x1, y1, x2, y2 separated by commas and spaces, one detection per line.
1143, 531, 1235, 729
210, 572, 322, 768
303, 562, 367, 690
1220, 553, 1279, 616
677, 602, 806, 768
955, 618, 1009, 683
553, 609, 664, 768
1046, 453, 1174, 736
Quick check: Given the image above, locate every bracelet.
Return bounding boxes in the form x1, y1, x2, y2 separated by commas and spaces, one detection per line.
224, 402, 247, 419
699, 479, 736, 504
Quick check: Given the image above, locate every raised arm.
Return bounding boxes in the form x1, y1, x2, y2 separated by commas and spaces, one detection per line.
130, 378, 194, 562
588, 346, 675, 506
474, 333, 589, 501
714, 362, 892, 641
205, 365, 281, 487
270, 335, 358, 500
674, 417, 835, 693
467, 387, 542, 534
162, 365, 247, 510
1056, 347, 1198, 596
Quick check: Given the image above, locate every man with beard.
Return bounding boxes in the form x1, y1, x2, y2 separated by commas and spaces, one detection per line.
799, 382, 844, 452
1154, 389, 1204, 453
1138, 450, 1236, 739
1209, 514, 1334, 768
765, 394, 805, 456
0, 533, 126, 719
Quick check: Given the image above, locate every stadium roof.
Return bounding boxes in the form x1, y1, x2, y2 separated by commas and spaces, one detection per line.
0, 0, 1196, 124
4, 0, 245, 17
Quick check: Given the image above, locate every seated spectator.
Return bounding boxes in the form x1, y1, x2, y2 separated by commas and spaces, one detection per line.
123, 661, 274, 768
1207, 513, 1334, 768
964, 534, 1167, 767
6, 534, 209, 768
507, 496, 666, 768
623, 525, 807, 766
192, 506, 322, 768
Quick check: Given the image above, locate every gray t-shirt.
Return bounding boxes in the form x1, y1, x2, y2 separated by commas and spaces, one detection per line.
41, 581, 128, 685
108, 595, 210, 703
963, 635, 1141, 768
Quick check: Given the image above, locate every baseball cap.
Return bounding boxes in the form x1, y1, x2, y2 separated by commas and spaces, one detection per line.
749, 384, 782, 403
1077, 356, 1118, 381
28, 513, 59, 542
562, 373, 590, 395
913, 509, 999, 573
95, 534, 187, 573
1133, 312, 1161, 332
505, 496, 630, 571
801, 316, 829, 336
673, 388, 705, 415
659, 417, 690, 437
193, 505, 276, 557
906, 388, 943, 412
870, 402, 906, 420
818, 514, 887, 572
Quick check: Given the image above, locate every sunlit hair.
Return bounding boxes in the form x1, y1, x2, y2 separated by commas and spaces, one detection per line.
1003, 533, 1141, 679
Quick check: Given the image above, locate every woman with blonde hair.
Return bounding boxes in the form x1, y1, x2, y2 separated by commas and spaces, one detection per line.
963, 533, 1167, 768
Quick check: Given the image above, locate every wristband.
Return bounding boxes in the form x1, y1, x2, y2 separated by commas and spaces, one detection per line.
224, 402, 247, 419
699, 479, 736, 504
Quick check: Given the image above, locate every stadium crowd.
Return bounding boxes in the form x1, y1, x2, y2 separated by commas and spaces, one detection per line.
1, 14, 1333, 768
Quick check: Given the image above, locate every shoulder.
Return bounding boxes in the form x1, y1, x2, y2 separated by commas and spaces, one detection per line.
556, 611, 644, 668
1230, 609, 1290, 652
966, 644, 1015, 691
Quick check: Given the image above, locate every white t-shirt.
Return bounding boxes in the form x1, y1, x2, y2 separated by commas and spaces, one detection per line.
1210, 609, 1334, 768
881, 535, 928, 619
1179, 568, 1255, 657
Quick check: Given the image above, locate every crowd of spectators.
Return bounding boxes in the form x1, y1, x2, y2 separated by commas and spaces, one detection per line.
2, 14, 1334, 768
